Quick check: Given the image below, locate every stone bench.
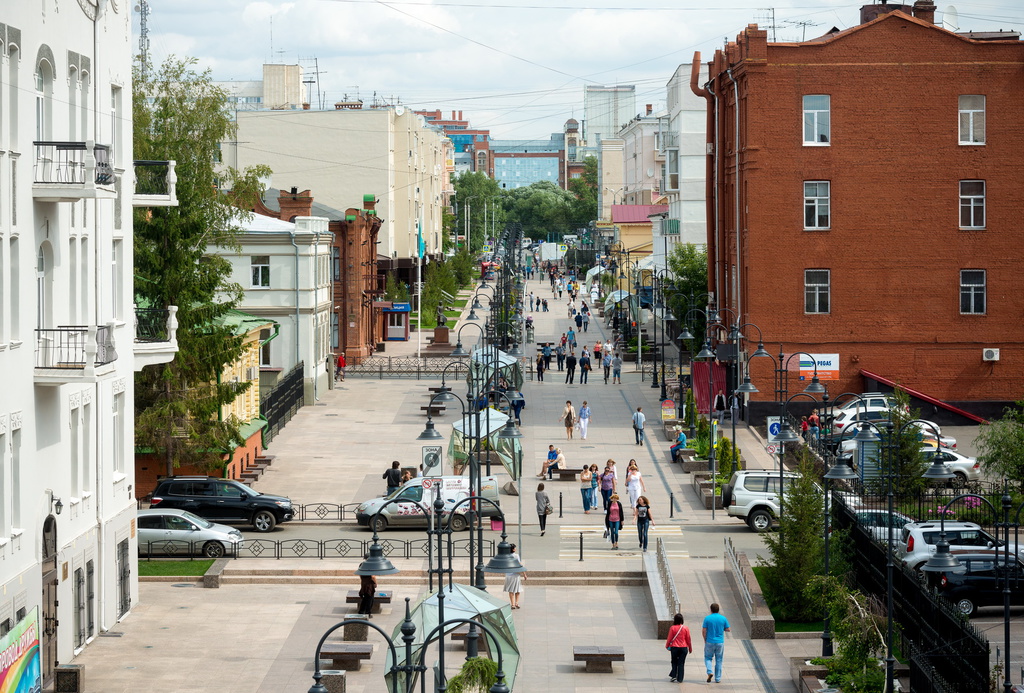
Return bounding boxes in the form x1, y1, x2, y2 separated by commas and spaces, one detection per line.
420, 405, 446, 416
319, 643, 373, 671
573, 646, 625, 673
550, 468, 578, 481
345, 590, 393, 613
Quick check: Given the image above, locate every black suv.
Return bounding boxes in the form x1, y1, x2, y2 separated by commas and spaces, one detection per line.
931, 551, 1024, 617
150, 476, 293, 533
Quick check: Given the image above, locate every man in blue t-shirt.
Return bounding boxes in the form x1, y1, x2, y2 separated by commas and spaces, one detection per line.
701, 602, 731, 683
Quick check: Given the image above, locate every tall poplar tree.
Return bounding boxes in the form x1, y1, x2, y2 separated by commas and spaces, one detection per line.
133, 57, 271, 477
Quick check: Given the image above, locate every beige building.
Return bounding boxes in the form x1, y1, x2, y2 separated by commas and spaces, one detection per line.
221, 106, 448, 279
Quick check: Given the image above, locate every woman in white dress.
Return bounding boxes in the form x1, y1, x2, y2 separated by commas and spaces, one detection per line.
504, 544, 526, 608
625, 460, 647, 508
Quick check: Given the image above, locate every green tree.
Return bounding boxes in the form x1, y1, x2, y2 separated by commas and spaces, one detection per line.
450, 250, 474, 288
501, 181, 576, 240
666, 243, 709, 352
761, 450, 825, 621
976, 400, 1024, 482
452, 171, 502, 252
859, 389, 928, 499
567, 155, 598, 230
133, 56, 271, 477
421, 257, 458, 328
384, 272, 410, 302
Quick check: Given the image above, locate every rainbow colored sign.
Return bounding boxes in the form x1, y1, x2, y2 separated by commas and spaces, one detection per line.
0, 607, 41, 693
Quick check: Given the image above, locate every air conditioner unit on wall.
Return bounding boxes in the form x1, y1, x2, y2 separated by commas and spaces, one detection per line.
983, 348, 1000, 362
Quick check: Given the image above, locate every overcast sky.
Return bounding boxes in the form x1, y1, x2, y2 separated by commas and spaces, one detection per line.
137, 0, 1023, 141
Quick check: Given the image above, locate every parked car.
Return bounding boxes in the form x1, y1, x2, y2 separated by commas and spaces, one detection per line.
900, 521, 1021, 574
149, 476, 294, 533
355, 475, 501, 532
832, 393, 898, 413
137, 508, 244, 558
921, 447, 981, 486
722, 470, 800, 532
855, 509, 916, 545
929, 551, 1024, 617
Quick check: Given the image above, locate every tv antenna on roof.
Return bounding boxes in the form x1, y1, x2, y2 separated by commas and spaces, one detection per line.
784, 19, 822, 42
942, 5, 960, 31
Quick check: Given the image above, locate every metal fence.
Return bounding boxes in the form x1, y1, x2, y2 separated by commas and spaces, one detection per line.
833, 493, 990, 693
139, 536, 495, 561
260, 362, 305, 443
837, 480, 1003, 526
135, 308, 169, 342
347, 355, 469, 379
35, 325, 117, 369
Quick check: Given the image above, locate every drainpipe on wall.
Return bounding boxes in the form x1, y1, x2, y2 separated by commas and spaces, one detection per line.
289, 230, 301, 369
726, 68, 742, 324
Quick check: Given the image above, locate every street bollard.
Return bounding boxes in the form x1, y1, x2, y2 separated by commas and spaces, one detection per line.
559, 492, 563, 518
670, 492, 675, 518
579, 532, 584, 562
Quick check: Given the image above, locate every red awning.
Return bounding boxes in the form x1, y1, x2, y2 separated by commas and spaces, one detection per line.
859, 369, 987, 424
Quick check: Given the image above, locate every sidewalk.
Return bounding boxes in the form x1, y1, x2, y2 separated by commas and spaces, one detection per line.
71, 275, 817, 692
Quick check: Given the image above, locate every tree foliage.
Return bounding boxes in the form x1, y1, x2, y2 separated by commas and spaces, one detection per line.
665, 243, 709, 353
761, 450, 825, 621
421, 257, 458, 328
567, 155, 598, 229
977, 400, 1024, 482
133, 56, 271, 477
501, 181, 576, 240
452, 171, 503, 252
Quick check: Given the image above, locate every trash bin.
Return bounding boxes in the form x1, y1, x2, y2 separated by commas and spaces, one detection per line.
490, 518, 504, 532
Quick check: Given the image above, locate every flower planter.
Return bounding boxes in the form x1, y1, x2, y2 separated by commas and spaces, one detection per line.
682, 458, 709, 473
701, 487, 724, 510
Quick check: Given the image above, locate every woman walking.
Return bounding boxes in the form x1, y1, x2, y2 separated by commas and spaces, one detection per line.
625, 461, 647, 508
634, 495, 655, 551
577, 401, 592, 440
535, 353, 545, 382
580, 466, 593, 514
561, 400, 576, 440
504, 544, 526, 609
665, 613, 693, 682
536, 483, 552, 537
599, 463, 617, 511
588, 463, 600, 509
605, 493, 624, 549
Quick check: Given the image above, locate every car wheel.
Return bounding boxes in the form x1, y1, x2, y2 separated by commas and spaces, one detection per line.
252, 510, 277, 533
202, 541, 226, 558
913, 563, 930, 585
951, 472, 968, 489
450, 514, 469, 532
748, 509, 773, 533
956, 596, 977, 617
370, 515, 389, 533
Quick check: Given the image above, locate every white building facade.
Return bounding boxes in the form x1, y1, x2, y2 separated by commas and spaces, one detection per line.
216, 214, 334, 403
658, 63, 709, 252
0, 2, 176, 687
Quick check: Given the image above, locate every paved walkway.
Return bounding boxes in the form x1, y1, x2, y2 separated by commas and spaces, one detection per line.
73, 275, 821, 692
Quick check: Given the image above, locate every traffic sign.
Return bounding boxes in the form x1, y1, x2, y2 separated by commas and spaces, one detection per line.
422, 445, 443, 472
767, 416, 782, 442
766, 444, 778, 455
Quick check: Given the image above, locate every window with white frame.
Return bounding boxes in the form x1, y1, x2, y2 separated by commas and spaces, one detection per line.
803, 95, 830, 144
960, 181, 985, 229
804, 269, 830, 314
804, 182, 831, 229
958, 95, 985, 145
251, 255, 270, 288
960, 270, 986, 314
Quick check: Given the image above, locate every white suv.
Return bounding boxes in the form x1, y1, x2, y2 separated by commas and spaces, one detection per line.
722, 470, 800, 532
899, 521, 1019, 573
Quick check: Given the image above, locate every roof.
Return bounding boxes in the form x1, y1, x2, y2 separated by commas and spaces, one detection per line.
215, 309, 277, 337
262, 188, 348, 219
610, 205, 669, 223
242, 213, 296, 233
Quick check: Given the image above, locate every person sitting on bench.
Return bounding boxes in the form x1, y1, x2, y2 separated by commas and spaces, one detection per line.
538, 447, 565, 479
670, 430, 689, 462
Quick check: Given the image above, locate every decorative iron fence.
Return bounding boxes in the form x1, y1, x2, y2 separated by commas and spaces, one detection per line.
138, 536, 495, 561
135, 308, 169, 342
133, 160, 173, 196
260, 362, 305, 443
834, 493, 989, 693
33, 141, 112, 185
35, 325, 117, 369
347, 355, 469, 379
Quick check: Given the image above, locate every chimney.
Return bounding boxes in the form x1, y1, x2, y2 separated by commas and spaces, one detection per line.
458, 111, 463, 120
278, 188, 314, 220
362, 193, 377, 213
645, 104, 653, 115
913, 0, 936, 23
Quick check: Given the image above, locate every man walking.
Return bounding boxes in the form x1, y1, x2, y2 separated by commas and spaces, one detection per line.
565, 351, 578, 384
632, 407, 646, 446
581, 312, 590, 332
578, 352, 591, 384
611, 353, 623, 384
603, 353, 612, 384
555, 343, 566, 371
713, 389, 727, 423
383, 461, 403, 495
702, 603, 731, 683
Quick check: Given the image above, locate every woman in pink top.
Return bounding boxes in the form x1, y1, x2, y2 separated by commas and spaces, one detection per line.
604, 493, 624, 549
665, 613, 693, 682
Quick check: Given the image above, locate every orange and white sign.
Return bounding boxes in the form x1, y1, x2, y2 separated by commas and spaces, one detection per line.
799, 353, 839, 381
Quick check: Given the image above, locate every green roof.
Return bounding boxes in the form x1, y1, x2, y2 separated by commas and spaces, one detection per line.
215, 309, 277, 336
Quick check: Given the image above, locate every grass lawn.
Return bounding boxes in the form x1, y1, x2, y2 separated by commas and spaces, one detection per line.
137, 559, 215, 577
751, 566, 823, 631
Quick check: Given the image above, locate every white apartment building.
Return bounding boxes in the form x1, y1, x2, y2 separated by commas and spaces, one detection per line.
221, 105, 448, 281
584, 84, 637, 146
619, 108, 664, 207
658, 63, 709, 251
0, 3, 176, 688
214, 214, 333, 403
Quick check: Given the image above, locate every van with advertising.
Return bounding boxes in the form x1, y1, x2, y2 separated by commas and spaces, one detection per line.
355, 475, 500, 532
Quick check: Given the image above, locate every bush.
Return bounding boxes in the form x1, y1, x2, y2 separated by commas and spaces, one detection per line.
807, 575, 886, 693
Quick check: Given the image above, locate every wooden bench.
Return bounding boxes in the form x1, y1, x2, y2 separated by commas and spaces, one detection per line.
345, 590, 393, 613
573, 645, 625, 673
450, 623, 490, 653
420, 405, 446, 416
319, 642, 374, 671
551, 468, 578, 481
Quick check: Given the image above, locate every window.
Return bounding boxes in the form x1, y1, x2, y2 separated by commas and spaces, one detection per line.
960, 270, 986, 314
804, 182, 830, 229
803, 95, 830, 144
805, 269, 830, 314
332, 247, 340, 281
960, 181, 985, 229
259, 328, 272, 367
959, 95, 985, 144
251, 255, 270, 288
331, 313, 339, 349
113, 393, 124, 474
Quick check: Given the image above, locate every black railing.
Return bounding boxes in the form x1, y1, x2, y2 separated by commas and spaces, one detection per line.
293, 502, 363, 522
140, 537, 496, 561
346, 355, 469, 379
135, 307, 169, 343
260, 361, 305, 443
133, 159, 172, 196
33, 141, 112, 185
35, 325, 117, 369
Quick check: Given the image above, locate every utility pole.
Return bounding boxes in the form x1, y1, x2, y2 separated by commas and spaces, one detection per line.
135, 0, 151, 76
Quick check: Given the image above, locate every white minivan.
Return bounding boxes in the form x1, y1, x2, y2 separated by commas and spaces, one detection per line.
355, 475, 501, 532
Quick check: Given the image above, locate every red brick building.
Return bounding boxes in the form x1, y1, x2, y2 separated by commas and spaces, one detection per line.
693, 2, 1024, 418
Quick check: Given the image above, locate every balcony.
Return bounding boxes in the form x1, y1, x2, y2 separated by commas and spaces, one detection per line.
364, 273, 385, 295
133, 160, 178, 207
32, 140, 117, 202
134, 305, 179, 371
35, 324, 118, 385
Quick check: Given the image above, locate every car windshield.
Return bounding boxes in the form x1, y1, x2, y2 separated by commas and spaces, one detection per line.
180, 511, 213, 529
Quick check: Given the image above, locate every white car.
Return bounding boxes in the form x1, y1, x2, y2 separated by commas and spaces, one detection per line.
855, 509, 916, 545
922, 447, 981, 486
137, 508, 244, 558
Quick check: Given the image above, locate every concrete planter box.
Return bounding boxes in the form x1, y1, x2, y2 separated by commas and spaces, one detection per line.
701, 487, 724, 509
682, 458, 709, 473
